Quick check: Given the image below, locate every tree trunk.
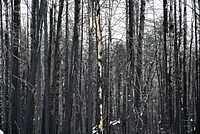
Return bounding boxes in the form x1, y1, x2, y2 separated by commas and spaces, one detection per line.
96, 0, 103, 133
42, 0, 49, 133
174, 0, 181, 133
86, 0, 94, 133
12, 0, 20, 133
63, 0, 69, 134
183, 0, 187, 133
163, 0, 169, 132
51, 0, 64, 133
135, 0, 145, 133
65, 0, 80, 133
22, 0, 44, 133
128, 0, 135, 133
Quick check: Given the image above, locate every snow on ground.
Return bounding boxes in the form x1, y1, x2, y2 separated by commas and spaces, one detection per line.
0, 129, 3, 134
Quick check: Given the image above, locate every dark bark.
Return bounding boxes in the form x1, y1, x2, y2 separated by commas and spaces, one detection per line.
135, 0, 146, 133
65, 0, 80, 133
42, 0, 49, 133
86, 0, 94, 133
163, 0, 169, 131
22, 0, 44, 133
11, 0, 20, 133
195, 0, 200, 133
128, 0, 135, 133
174, 0, 181, 133
168, 0, 173, 131
63, 0, 69, 134
51, 0, 64, 133
183, 0, 187, 133
4, 0, 10, 133
77, 0, 84, 133
0, 0, 4, 130
48, 1, 54, 132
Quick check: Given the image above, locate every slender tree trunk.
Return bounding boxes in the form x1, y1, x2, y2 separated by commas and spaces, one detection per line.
77, 1, 84, 133
86, 0, 94, 133
12, 0, 20, 133
163, 0, 169, 131
22, 0, 44, 133
123, 1, 129, 133
128, 1, 135, 133
66, 0, 80, 133
195, 0, 200, 133
183, 0, 187, 133
96, 0, 103, 133
108, 0, 112, 133
42, 0, 49, 133
48, 0, 54, 132
51, 0, 64, 133
169, 0, 173, 131
174, 0, 181, 133
0, 0, 4, 130
4, 0, 11, 133
136, 0, 145, 133
63, 0, 69, 134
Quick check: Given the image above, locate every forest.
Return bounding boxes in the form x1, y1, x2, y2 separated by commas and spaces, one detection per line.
0, 0, 199, 134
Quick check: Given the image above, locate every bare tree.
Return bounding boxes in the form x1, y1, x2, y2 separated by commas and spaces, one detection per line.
86, 0, 94, 133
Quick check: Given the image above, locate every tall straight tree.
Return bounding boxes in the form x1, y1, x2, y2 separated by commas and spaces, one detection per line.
107, 0, 112, 133
195, 0, 200, 133
123, 1, 129, 133
96, 0, 103, 133
135, 0, 145, 133
22, 0, 45, 133
193, 0, 200, 134
63, 0, 69, 133
77, 0, 84, 133
163, 0, 169, 131
51, 0, 64, 132
194, 1, 200, 134
12, 0, 20, 133
42, 0, 49, 133
183, 0, 187, 133
174, 0, 181, 133
178, 0, 183, 132
0, 0, 5, 131
86, 0, 94, 133
169, 0, 173, 131
127, 0, 135, 133
3, 0, 11, 133
65, 0, 80, 133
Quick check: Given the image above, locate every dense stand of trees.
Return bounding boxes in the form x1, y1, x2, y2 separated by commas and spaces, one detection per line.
0, 0, 200, 134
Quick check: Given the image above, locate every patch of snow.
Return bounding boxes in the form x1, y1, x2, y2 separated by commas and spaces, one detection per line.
0, 129, 3, 134
92, 125, 98, 134
92, 129, 98, 134
110, 119, 121, 126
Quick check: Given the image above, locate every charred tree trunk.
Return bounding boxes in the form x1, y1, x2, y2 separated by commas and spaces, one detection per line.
12, 0, 20, 133
128, 0, 135, 133
183, 0, 187, 133
174, 0, 181, 133
22, 0, 44, 133
51, 0, 64, 133
42, 0, 49, 133
96, 0, 103, 133
135, 0, 145, 133
65, 0, 80, 133
86, 0, 94, 133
